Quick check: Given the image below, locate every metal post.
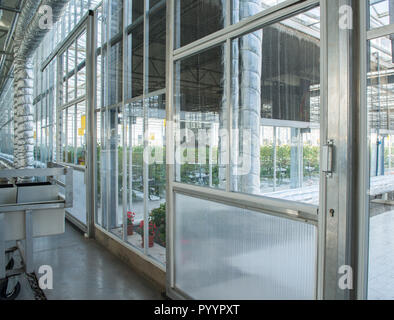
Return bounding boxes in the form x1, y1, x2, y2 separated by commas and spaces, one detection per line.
0, 213, 5, 279
143, 0, 149, 256
25, 210, 34, 274
122, 0, 128, 243
86, 10, 97, 238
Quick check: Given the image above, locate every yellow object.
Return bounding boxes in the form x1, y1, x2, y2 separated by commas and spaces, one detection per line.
81, 115, 86, 130
34, 131, 36, 139
78, 128, 85, 136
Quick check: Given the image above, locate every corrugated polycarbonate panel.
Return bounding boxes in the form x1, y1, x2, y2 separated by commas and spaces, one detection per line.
174, 193, 317, 300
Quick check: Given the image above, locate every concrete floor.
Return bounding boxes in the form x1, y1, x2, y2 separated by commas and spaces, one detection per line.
368, 210, 394, 300
15, 222, 163, 300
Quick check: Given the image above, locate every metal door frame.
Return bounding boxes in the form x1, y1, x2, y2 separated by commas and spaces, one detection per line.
53, 10, 96, 237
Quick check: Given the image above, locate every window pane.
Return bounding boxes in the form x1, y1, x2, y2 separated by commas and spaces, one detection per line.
175, 45, 226, 189
148, 5, 166, 92
150, 0, 162, 9
110, 0, 123, 37
126, 24, 144, 99
127, 0, 144, 24
367, 34, 394, 300
125, 100, 145, 251
109, 41, 123, 105
105, 107, 123, 239
175, 0, 225, 48
368, 0, 392, 30
231, 8, 321, 205
66, 106, 76, 164
76, 101, 86, 165
147, 95, 166, 264
174, 193, 317, 299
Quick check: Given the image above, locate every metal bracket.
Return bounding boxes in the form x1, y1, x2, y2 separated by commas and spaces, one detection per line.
322, 140, 334, 178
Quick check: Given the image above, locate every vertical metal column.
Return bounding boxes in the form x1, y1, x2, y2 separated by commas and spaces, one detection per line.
122, 0, 128, 243
166, 0, 175, 291
143, 0, 149, 256
0, 213, 5, 279
25, 210, 34, 274
320, 0, 361, 300
86, 10, 97, 238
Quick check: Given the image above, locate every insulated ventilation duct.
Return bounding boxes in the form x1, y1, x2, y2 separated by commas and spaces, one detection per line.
13, 0, 68, 171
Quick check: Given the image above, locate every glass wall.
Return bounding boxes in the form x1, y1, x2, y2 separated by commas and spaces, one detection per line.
32, 0, 101, 167
96, 0, 167, 266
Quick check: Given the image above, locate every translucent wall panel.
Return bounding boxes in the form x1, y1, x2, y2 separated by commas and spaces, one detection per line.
66, 169, 87, 224
174, 193, 317, 300
175, 45, 226, 189
231, 7, 320, 205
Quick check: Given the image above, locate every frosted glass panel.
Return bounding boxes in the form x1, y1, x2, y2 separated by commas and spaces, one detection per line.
174, 193, 317, 300
66, 170, 87, 224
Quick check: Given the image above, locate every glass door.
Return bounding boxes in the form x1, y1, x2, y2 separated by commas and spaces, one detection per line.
360, 0, 394, 300
167, 0, 322, 300
56, 12, 96, 235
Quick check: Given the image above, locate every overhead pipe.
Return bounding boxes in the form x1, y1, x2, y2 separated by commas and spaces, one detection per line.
13, 0, 68, 171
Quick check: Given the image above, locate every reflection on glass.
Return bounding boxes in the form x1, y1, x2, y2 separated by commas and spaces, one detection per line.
231, 8, 321, 205
367, 34, 394, 300
175, 45, 226, 189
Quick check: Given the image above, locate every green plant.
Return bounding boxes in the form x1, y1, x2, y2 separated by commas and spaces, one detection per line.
150, 203, 166, 247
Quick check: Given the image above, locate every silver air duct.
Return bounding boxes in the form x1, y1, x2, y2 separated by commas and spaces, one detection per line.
13, 0, 68, 171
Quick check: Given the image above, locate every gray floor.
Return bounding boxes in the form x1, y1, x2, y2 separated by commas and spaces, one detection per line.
368, 210, 394, 300
15, 222, 163, 300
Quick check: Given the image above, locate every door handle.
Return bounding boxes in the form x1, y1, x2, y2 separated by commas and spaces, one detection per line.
322, 140, 334, 178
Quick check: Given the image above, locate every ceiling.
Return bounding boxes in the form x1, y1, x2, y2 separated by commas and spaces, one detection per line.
0, 0, 23, 92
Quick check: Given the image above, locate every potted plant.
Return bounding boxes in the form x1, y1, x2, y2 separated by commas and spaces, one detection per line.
139, 220, 157, 248
127, 211, 135, 236
150, 203, 166, 247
